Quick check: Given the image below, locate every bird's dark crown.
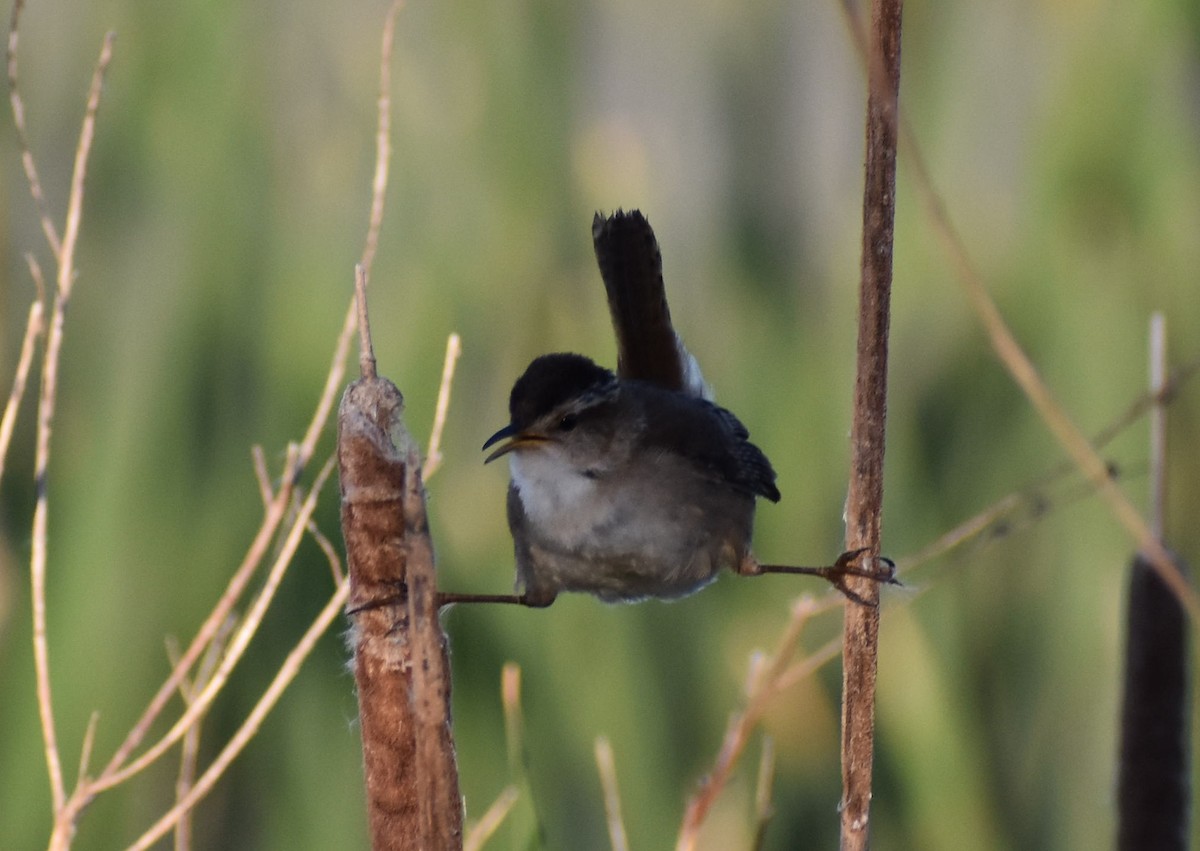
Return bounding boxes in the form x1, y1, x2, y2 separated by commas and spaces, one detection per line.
508, 353, 617, 428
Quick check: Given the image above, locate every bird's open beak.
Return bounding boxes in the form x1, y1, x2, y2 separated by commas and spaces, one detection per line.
482, 423, 549, 464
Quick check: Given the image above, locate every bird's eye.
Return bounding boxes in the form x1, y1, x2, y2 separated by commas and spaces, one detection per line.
558, 413, 578, 432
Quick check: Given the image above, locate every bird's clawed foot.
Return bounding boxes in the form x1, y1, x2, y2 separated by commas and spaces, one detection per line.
747, 547, 900, 607
822, 548, 899, 607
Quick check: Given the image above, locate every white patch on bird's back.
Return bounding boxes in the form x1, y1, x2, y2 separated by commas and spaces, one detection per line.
676, 338, 713, 400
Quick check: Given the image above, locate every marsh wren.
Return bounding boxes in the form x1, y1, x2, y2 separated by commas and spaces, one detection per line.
457, 210, 892, 608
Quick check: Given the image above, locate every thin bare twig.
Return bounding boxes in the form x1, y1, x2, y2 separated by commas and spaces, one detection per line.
100, 444, 300, 779
28, 26, 116, 820
0, 298, 43, 482
14, 2, 405, 846
121, 0, 401, 807
306, 517, 345, 584
1093, 354, 1200, 450
679, 598, 828, 849
75, 712, 99, 792
896, 349, 1200, 584
96, 455, 337, 792
97, 38, 403, 777
677, 333, 1198, 844
873, 23, 1198, 620
595, 737, 629, 851
463, 786, 520, 851
751, 737, 777, 851
502, 663, 523, 771
355, 265, 377, 380
500, 662, 545, 844
7, 0, 61, 256
251, 445, 273, 506
294, 0, 399, 473
423, 332, 461, 480
127, 580, 350, 851
301, 310, 359, 473
769, 636, 843, 702
169, 615, 234, 851
677, 335, 1197, 841
917, 157, 1197, 619
58, 31, 114, 298
25, 251, 48, 304
89, 0, 398, 819
362, 0, 399, 275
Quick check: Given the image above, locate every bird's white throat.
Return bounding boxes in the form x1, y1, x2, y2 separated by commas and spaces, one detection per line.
509, 450, 609, 544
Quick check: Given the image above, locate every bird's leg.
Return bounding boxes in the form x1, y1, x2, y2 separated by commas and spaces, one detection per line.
345, 580, 557, 613
345, 579, 408, 616
436, 589, 557, 609
742, 548, 899, 607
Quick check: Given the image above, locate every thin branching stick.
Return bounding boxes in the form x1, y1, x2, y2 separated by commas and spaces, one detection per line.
297, 0, 399, 465
840, 0, 1197, 622
6, 0, 406, 845
678, 598, 835, 849
73, 714, 99, 802
99, 0, 403, 795
676, 340, 1200, 841
0, 297, 43, 481
897, 351, 1200, 584
251, 445, 274, 505
503, 663, 523, 770
423, 332, 462, 480
99, 444, 300, 778
595, 737, 629, 851
905, 131, 1198, 618
361, 0, 398, 276
23, 23, 116, 820
56, 463, 328, 830
95, 457, 337, 792
841, 15, 1199, 619
463, 786, 520, 851
500, 662, 546, 843
127, 579, 350, 851
168, 615, 234, 851
7, 0, 61, 256
4, 2, 346, 840
307, 516, 346, 584
751, 737, 777, 851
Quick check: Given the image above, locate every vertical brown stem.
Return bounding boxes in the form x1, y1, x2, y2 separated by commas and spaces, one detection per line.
338, 374, 463, 850
840, 0, 902, 848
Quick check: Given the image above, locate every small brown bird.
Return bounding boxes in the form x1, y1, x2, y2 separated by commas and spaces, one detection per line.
453, 210, 891, 608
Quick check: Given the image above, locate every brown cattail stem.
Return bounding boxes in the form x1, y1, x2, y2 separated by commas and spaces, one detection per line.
338, 281, 463, 849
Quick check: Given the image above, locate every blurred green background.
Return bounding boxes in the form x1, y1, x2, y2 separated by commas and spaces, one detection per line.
3, 0, 1200, 847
